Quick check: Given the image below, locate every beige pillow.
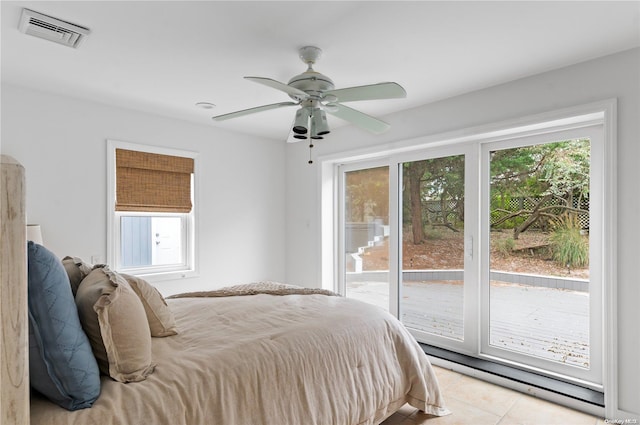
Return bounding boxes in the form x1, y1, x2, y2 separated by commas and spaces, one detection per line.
62, 256, 93, 296
75, 267, 156, 382
121, 274, 178, 337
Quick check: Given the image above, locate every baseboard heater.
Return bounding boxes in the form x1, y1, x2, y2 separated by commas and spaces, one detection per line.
420, 343, 604, 407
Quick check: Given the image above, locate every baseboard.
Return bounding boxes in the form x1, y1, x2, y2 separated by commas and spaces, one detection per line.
422, 343, 605, 417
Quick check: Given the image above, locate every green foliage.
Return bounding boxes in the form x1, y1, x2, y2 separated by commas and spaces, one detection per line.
550, 214, 589, 270
539, 140, 590, 199
489, 139, 590, 201
489, 139, 591, 235
423, 226, 444, 240
490, 209, 526, 230
496, 237, 515, 256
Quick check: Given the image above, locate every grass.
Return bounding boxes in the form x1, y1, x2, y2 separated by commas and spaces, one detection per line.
550, 214, 589, 270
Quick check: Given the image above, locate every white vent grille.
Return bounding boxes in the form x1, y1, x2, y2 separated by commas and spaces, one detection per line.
19, 9, 90, 48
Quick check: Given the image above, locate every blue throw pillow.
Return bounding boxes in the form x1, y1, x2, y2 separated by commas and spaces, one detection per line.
27, 242, 100, 410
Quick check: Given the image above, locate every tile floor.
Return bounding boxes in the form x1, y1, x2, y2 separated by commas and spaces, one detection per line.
381, 366, 604, 425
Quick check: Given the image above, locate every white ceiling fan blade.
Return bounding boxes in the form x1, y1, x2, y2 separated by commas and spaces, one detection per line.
324, 82, 406, 103
245, 76, 309, 99
326, 104, 391, 134
212, 102, 297, 121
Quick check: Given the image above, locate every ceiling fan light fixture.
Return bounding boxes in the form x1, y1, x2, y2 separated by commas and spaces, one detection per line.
311, 109, 330, 136
292, 108, 309, 134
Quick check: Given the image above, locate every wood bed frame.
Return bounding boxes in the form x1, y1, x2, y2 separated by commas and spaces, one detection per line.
1, 155, 29, 424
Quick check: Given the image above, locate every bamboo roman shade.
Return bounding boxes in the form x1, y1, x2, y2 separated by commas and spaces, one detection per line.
115, 149, 194, 213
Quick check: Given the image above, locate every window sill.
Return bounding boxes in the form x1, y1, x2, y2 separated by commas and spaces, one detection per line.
122, 269, 199, 283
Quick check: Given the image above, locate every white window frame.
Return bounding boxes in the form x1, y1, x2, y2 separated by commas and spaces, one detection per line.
107, 140, 199, 282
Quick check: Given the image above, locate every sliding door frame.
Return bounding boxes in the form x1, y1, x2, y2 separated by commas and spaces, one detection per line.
391, 144, 480, 357
479, 125, 604, 388
320, 99, 617, 417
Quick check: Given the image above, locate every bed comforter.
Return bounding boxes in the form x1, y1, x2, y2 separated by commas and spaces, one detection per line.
30, 285, 449, 425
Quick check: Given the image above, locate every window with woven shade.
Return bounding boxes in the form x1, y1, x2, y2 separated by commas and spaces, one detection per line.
108, 141, 198, 280
115, 148, 194, 213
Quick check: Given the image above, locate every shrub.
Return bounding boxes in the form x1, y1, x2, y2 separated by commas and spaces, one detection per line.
550, 214, 589, 270
496, 237, 515, 256
423, 226, 444, 240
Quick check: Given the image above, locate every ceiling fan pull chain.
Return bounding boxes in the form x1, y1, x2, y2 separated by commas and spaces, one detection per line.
308, 140, 314, 164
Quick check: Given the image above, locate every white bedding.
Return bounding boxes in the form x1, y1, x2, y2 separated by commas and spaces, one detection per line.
30, 290, 449, 425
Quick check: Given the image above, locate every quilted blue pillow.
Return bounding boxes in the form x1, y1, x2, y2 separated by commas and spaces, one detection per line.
28, 242, 100, 410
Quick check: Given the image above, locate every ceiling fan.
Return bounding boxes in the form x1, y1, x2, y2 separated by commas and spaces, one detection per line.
212, 46, 407, 144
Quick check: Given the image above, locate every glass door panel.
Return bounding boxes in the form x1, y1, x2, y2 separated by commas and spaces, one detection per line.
400, 155, 466, 340
485, 135, 601, 385
343, 166, 390, 311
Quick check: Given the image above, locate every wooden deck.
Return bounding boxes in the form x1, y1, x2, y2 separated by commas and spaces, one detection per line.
346, 280, 590, 369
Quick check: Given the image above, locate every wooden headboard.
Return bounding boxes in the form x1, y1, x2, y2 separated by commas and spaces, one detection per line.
1, 155, 29, 424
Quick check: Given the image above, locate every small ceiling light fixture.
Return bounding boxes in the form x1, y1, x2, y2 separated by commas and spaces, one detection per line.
195, 102, 216, 109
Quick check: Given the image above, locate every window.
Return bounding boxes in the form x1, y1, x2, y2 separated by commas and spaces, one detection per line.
107, 141, 198, 281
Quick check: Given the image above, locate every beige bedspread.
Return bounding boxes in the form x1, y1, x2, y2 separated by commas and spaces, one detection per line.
30, 287, 449, 425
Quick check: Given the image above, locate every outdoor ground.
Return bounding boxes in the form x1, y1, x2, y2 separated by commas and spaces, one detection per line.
361, 228, 589, 279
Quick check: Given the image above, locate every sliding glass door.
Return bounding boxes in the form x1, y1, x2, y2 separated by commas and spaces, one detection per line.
337, 121, 604, 388
398, 148, 478, 355
340, 164, 390, 311
480, 128, 603, 386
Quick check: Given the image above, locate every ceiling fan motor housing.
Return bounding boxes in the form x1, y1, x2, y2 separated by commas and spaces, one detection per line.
288, 71, 334, 100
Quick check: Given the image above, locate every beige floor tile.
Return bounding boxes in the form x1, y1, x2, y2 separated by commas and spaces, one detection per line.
502, 394, 598, 425
444, 374, 522, 417
406, 397, 501, 425
432, 366, 464, 390
496, 415, 525, 425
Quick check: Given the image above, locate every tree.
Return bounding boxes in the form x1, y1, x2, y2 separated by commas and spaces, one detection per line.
404, 161, 429, 244
403, 155, 465, 244
490, 139, 590, 238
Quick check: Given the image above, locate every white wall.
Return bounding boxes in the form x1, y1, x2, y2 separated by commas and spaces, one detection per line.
1, 84, 287, 296
285, 48, 639, 417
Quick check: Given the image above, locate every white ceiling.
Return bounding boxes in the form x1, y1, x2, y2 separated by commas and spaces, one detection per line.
2, 1, 639, 142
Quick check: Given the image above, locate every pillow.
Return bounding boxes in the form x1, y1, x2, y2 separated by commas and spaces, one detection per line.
62, 256, 93, 296
27, 242, 100, 411
75, 267, 156, 382
121, 273, 178, 337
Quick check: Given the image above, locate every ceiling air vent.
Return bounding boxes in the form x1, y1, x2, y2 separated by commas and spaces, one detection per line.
19, 8, 90, 48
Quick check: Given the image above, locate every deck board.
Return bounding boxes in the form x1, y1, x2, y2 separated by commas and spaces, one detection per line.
346, 279, 590, 368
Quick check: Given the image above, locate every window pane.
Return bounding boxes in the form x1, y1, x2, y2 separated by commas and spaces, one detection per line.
121, 216, 184, 268
344, 167, 390, 311
489, 139, 590, 368
401, 155, 465, 340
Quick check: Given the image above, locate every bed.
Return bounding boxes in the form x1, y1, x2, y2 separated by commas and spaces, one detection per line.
1, 154, 449, 425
